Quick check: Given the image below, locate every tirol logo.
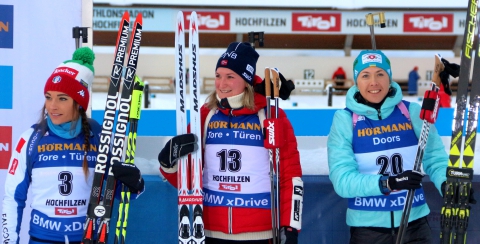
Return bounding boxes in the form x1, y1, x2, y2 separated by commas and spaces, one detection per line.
219, 183, 241, 192
292, 13, 341, 32
0, 5, 13, 49
55, 207, 77, 215
53, 67, 78, 78
9, 159, 18, 175
185, 11, 230, 31
0, 126, 12, 169
403, 14, 453, 32
221, 60, 228, 66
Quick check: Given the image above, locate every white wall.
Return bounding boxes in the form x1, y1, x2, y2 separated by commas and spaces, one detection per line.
0, 1, 85, 243
92, 49, 462, 82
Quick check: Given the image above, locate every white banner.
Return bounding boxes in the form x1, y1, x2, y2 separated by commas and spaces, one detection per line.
92, 6, 470, 35
0, 0, 83, 242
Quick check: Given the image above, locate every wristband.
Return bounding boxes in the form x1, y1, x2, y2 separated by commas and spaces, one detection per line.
379, 175, 391, 195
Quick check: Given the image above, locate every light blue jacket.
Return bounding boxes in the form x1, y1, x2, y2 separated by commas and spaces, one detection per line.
327, 81, 448, 227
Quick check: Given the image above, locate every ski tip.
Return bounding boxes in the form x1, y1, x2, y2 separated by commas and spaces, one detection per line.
134, 12, 143, 24
122, 11, 129, 20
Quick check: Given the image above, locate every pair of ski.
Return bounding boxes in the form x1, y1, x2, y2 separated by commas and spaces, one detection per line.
439, 0, 479, 243
397, 0, 479, 243
175, 11, 205, 244
82, 11, 144, 244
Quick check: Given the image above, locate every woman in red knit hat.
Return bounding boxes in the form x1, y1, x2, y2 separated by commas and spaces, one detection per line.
2, 47, 144, 244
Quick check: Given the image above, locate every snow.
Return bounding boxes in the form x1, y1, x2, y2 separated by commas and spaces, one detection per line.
92, 91, 432, 110
91, 92, 478, 177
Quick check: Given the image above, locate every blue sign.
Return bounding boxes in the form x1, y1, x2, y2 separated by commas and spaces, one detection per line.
0, 66, 13, 109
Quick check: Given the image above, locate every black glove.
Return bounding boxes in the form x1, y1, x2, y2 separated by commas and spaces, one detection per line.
439, 70, 453, 95
254, 72, 295, 100
439, 58, 459, 96
112, 161, 144, 193
280, 226, 298, 244
388, 170, 424, 190
441, 58, 460, 78
158, 133, 198, 168
441, 181, 477, 204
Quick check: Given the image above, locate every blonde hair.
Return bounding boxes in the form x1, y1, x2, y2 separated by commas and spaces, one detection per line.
205, 84, 256, 110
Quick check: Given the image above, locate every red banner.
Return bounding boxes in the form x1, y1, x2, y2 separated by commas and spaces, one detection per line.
184, 11, 230, 31
292, 13, 341, 32
403, 13, 454, 33
0, 126, 12, 169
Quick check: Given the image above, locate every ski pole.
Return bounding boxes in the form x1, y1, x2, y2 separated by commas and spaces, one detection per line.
265, 67, 282, 244
396, 55, 443, 244
264, 67, 278, 244
365, 12, 386, 50
271, 68, 281, 244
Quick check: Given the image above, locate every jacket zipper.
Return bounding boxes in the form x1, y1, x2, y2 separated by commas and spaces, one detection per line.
377, 108, 382, 120
228, 207, 233, 234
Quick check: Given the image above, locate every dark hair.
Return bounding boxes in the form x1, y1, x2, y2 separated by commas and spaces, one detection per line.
37, 102, 91, 179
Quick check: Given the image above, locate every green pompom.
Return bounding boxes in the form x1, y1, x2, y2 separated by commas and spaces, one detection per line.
72, 47, 95, 65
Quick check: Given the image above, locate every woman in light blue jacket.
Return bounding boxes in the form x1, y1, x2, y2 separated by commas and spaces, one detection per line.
327, 50, 447, 243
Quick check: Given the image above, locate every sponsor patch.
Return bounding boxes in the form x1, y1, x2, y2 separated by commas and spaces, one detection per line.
80, 79, 89, 88
362, 53, 382, 65
293, 200, 300, 221
8, 158, 18, 175
246, 64, 254, 74
53, 67, 79, 78
294, 185, 303, 196
55, 207, 77, 216
219, 183, 241, 192
16, 138, 26, 153
52, 75, 62, 83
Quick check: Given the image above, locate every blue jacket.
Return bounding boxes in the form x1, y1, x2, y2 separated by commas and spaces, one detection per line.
408, 70, 420, 93
327, 81, 447, 227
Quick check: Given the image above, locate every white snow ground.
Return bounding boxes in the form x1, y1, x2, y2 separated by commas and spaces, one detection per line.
92, 92, 477, 177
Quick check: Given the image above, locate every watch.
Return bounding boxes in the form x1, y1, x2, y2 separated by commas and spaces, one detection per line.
379, 175, 391, 195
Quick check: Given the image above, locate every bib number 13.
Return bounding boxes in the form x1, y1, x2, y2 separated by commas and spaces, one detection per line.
217, 149, 242, 172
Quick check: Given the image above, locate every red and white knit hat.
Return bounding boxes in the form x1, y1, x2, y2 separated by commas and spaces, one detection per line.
44, 47, 95, 109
